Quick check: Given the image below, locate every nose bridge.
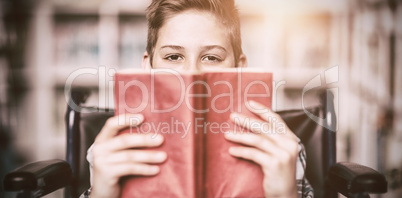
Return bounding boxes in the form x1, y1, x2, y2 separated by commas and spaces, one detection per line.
185, 55, 201, 72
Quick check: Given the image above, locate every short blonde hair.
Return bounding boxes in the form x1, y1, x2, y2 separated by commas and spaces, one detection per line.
146, 0, 243, 65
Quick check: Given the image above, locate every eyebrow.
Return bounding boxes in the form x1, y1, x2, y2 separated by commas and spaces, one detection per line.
160, 45, 185, 51
202, 45, 227, 53
159, 45, 227, 52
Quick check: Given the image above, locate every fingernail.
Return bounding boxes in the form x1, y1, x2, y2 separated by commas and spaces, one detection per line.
149, 166, 160, 173
128, 114, 144, 125
230, 113, 235, 119
224, 132, 235, 139
154, 135, 164, 143
230, 112, 240, 120
155, 152, 167, 160
136, 114, 144, 122
248, 100, 259, 108
228, 147, 238, 154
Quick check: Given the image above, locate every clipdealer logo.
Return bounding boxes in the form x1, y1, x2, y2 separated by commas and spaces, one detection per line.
302, 65, 338, 132
64, 66, 338, 132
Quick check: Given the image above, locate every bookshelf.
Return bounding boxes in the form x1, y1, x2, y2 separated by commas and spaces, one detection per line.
19, 1, 150, 167
10, 0, 402, 197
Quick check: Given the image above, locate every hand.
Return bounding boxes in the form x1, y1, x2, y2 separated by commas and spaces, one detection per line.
91, 114, 167, 198
224, 101, 298, 198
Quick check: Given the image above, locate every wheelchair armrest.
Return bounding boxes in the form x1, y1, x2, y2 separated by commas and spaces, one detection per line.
3, 159, 72, 196
327, 162, 387, 197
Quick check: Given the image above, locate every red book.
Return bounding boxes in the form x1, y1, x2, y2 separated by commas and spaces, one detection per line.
114, 68, 272, 198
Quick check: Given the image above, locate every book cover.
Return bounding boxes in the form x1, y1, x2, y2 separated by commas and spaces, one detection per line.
114, 68, 272, 197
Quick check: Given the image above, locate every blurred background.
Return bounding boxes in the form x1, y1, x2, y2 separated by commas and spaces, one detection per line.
0, 0, 401, 197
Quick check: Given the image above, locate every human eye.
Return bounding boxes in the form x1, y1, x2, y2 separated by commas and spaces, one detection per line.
201, 55, 222, 63
164, 54, 184, 62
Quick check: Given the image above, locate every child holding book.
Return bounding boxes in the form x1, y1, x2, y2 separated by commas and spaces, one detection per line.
86, 0, 314, 197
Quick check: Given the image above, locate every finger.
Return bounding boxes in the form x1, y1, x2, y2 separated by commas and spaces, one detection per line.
95, 133, 164, 153
224, 132, 282, 155
230, 112, 292, 144
242, 101, 298, 141
228, 146, 271, 168
247, 100, 283, 123
248, 101, 299, 140
96, 114, 144, 142
108, 163, 161, 177
230, 112, 273, 135
106, 150, 167, 164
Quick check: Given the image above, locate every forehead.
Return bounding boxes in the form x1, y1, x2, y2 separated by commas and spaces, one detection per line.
156, 10, 231, 49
